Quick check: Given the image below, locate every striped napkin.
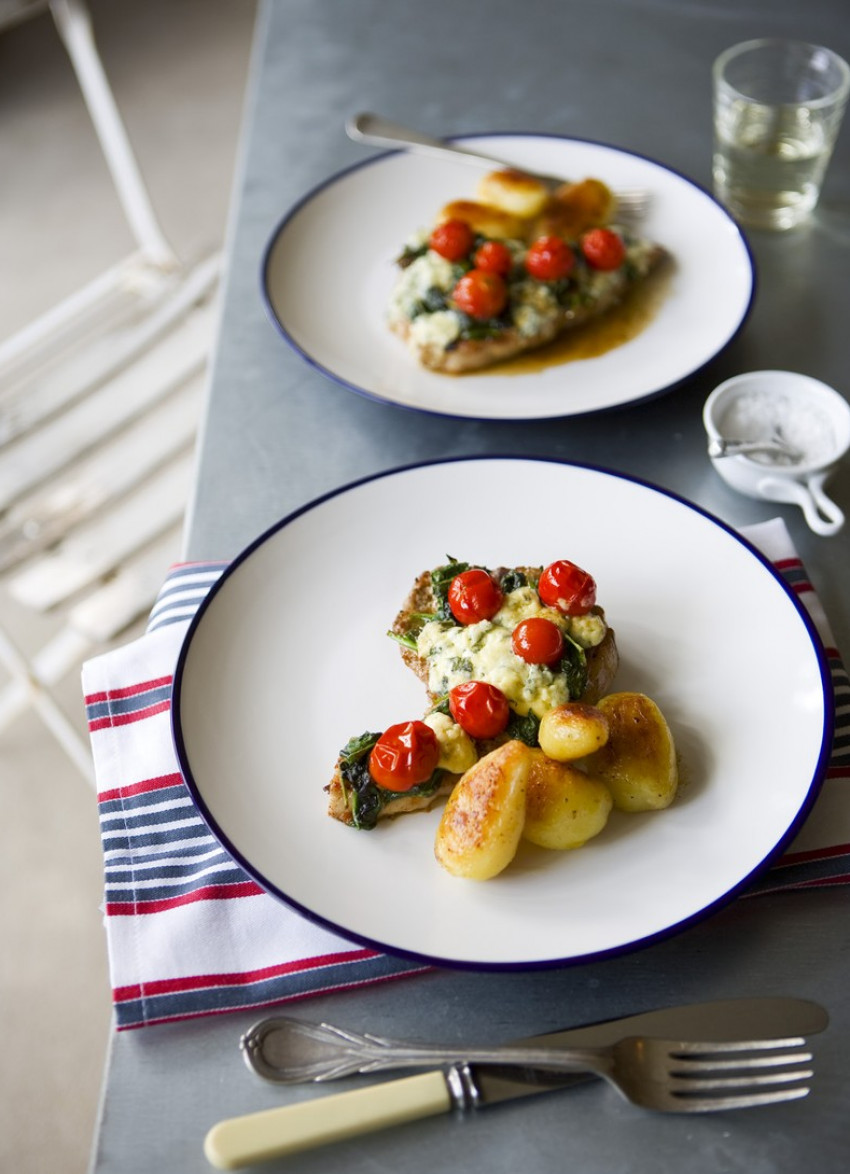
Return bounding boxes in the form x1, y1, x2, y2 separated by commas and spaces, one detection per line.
83, 518, 849, 1030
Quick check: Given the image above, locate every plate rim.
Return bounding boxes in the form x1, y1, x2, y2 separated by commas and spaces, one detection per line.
260, 132, 757, 422
172, 455, 832, 971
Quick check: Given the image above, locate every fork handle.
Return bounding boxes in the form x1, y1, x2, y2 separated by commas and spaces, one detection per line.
204, 1071, 453, 1169
346, 111, 516, 172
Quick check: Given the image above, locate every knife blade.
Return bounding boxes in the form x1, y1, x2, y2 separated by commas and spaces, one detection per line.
204, 997, 827, 1170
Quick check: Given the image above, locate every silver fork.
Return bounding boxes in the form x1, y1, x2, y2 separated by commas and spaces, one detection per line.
241, 1017, 813, 1112
346, 111, 650, 220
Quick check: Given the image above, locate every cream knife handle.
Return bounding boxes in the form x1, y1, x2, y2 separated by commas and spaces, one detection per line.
204, 1070, 452, 1169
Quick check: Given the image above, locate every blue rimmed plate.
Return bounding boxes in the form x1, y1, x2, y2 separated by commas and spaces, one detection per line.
262, 135, 754, 420
173, 458, 830, 969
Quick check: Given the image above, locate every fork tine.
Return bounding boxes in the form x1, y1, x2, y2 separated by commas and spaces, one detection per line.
671, 1067, 814, 1092
664, 1037, 814, 1108
614, 188, 650, 217
669, 1044, 813, 1074
616, 1036, 818, 1113
673, 1085, 811, 1113
671, 1036, 807, 1054
615, 188, 647, 203
673, 1053, 812, 1073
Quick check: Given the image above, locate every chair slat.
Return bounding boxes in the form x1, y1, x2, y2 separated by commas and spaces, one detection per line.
68, 526, 184, 643
0, 301, 212, 507
0, 379, 201, 572
8, 454, 195, 611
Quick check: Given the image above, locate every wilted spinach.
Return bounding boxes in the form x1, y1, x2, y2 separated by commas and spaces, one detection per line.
337, 731, 445, 831
505, 708, 541, 747
559, 632, 589, 700
430, 557, 469, 621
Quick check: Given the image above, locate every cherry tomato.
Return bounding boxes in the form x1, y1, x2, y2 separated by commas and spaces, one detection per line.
580, 227, 626, 271
537, 560, 597, 615
452, 269, 509, 320
449, 681, 511, 740
429, 218, 474, 261
524, 235, 575, 282
369, 720, 440, 791
474, 240, 513, 277
448, 569, 504, 625
512, 617, 564, 667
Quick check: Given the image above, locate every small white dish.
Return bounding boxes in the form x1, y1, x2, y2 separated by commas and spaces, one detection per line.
703, 370, 850, 536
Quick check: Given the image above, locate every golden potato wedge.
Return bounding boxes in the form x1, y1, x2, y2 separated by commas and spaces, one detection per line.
523, 751, 612, 850
476, 169, 550, 219
437, 199, 525, 241
538, 702, 610, 761
584, 692, 678, 812
532, 177, 615, 240
435, 740, 530, 880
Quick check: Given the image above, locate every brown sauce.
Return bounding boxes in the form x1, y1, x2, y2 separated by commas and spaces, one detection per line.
477, 260, 674, 377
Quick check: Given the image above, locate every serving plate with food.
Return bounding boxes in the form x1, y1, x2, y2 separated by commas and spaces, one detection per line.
261, 135, 754, 420
172, 458, 830, 969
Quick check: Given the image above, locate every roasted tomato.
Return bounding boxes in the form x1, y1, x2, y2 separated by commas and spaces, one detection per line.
369, 721, 440, 791
524, 235, 575, 281
448, 569, 504, 625
473, 240, 514, 277
449, 681, 511, 740
538, 560, 597, 615
580, 227, 626, 270
429, 218, 474, 261
452, 269, 509, 320
512, 616, 564, 667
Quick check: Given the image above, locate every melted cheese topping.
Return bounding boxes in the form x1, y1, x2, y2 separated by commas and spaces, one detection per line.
388, 231, 658, 357
386, 251, 456, 326
417, 586, 606, 718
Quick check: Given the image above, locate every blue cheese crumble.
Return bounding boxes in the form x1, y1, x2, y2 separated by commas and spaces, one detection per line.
417, 586, 607, 718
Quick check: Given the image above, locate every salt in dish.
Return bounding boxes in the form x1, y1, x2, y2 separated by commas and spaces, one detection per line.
703, 370, 850, 535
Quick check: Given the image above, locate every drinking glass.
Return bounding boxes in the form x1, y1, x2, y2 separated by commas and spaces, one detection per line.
712, 38, 849, 230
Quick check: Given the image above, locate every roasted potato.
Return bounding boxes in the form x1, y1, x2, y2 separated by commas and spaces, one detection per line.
533, 178, 615, 240
435, 740, 530, 880
437, 199, 525, 241
475, 168, 550, 220
538, 702, 610, 762
523, 751, 612, 850
584, 692, 678, 812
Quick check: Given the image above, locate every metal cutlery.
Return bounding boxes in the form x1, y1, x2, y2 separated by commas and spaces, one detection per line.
241, 1023, 816, 1109
240, 997, 827, 1084
707, 435, 802, 462
203, 998, 827, 1168
346, 111, 650, 220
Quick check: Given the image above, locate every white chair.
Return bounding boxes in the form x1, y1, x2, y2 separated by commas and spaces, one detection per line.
0, 0, 220, 781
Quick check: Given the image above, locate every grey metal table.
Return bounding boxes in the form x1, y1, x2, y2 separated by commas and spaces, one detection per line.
91, 1, 850, 1170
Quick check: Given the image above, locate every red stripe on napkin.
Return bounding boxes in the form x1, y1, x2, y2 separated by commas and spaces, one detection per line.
112, 949, 386, 1002
98, 772, 185, 802
778, 842, 850, 865
84, 677, 173, 704
106, 880, 264, 915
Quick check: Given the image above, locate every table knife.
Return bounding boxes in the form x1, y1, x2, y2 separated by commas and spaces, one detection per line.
204, 997, 827, 1169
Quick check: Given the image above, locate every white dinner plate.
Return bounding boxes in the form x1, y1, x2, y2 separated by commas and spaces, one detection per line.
172, 459, 830, 969
262, 135, 754, 420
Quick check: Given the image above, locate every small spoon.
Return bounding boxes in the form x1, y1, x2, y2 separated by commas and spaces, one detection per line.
707, 436, 802, 462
